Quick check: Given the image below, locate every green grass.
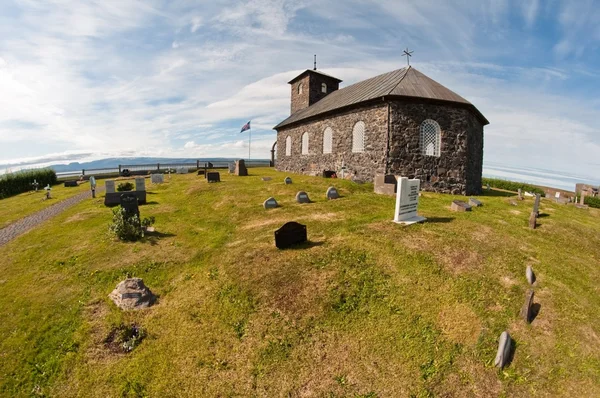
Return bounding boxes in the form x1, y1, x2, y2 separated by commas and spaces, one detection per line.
0, 182, 92, 228
0, 168, 599, 397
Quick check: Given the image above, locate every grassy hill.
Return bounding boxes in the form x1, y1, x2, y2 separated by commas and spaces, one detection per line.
0, 168, 599, 397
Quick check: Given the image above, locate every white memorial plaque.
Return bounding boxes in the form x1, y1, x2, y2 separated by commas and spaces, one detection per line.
393, 177, 426, 225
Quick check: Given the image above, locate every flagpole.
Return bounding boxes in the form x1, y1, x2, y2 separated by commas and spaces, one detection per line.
248, 129, 251, 161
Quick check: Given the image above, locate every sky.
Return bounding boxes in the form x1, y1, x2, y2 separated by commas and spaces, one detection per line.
0, 0, 599, 183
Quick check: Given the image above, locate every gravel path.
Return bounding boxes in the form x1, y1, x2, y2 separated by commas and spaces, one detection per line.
0, 188, 104, 247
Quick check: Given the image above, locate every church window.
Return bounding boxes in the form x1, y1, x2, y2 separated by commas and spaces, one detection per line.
301, 132, 309, 155
323, 127, 333, 154
321, 83, 327, 93
352, 121, 365, 153
285, 136, 291, 156
420, 119, 441, 157
298, 83, 303, 94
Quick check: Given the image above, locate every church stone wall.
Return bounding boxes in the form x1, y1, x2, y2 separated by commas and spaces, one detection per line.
387, 101, 484, 195
276, 103, 388, 181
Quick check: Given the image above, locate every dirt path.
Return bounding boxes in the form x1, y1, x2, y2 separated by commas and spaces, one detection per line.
0, 188, 104, 247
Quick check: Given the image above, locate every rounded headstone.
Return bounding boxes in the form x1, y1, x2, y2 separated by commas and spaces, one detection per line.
284, 177, 292, 185
326, 186, 339, 200
296, 191, 310, 204
263, 197, 279, 209
109, 278, 156, 310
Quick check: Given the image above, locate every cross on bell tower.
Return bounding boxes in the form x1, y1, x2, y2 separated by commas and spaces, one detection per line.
402, 48, 414, 66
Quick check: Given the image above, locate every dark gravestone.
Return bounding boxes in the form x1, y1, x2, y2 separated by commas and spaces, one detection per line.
323, 170, 336, 178
207, 172, 220, 183
520, 289, 535, 323
296, 191, 310, 203
120, 193, 140, 220
207, 162, 213, 168
274, 222, 307, 249
234, 160, 248, 176
64, 180, 78, 187
284, 176, 292, 184
122, 169, 131, 177
263, 197, 278, 209
469, 198, 482, 207
450, 200, 471, 212
326, 186, 339, 200
197, 169, 205, 176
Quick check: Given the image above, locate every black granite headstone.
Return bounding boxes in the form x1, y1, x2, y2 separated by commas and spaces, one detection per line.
274, 222, 307, 249
64, 180, 78, 187
120, 193, 140, 219
207, 172, 220, 183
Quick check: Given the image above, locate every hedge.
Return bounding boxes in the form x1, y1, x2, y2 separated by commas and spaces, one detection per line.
0, 169, 58, 199
584, 196, 600, 209
482, 177, 545, 195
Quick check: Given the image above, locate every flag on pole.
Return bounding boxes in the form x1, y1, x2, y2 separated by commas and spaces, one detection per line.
240, 121, 251, 133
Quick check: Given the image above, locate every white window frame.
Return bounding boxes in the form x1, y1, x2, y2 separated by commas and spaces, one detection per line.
323, 127, 333, 154
298, 83, 303, 94
420, 119, 441, 157
321, 83, 327, 93
301, 132, 309, 155
285, 136, 291, 156
352, 121, 365, 153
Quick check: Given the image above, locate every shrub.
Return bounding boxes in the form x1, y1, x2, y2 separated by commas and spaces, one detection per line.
109, 206, 155, 241
482, 177, 545, 195
584, 196, 600, 209
0, 168, 57, 199
117, 182, 134, 192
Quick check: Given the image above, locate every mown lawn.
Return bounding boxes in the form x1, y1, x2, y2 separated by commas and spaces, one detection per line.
0, 168, 599, 397
0, 182, 92, 228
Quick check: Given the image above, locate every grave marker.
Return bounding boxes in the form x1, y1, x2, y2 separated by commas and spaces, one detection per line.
528, 211, 537, 229
296, 191, 310, 204
469, 198, 482, 207
326, 186, 339, 200
533, 194, 541, 216
274, 221, 307, 249
494, 331, 512, 369
90, 176, 96, 198
393, 177, 426, 224
151, 174, 164, 184
64, 180, 78, 187
135, 177, 145, 192
263, 197, 278, 209
520, 289, 535, 323
207, 172, 220, 183
261, 177, 272, 181
234, 160, 248, 176
451, 200, 471, 212
120, 193, 140, 220
108, 278, 156, 310
228, 163, 235, 174
284, 176, 292, 184
526, 265, 536, 285
517, 189, 523, 200
105, 180, 115, 194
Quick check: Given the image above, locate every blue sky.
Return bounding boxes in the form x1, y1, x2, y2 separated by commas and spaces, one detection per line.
0, 0, 599, 181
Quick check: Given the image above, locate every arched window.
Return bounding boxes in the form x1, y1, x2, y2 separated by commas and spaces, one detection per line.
301, 132, 309, 155
420, 119, 441, 157
321, 83, 327, 93
298, 83, 303, 95
352, 121, 365, 153
323, 127, 333, 154
285, 136, 291, 156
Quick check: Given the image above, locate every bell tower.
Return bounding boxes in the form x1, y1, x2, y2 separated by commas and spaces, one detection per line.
288, 57, 342, 114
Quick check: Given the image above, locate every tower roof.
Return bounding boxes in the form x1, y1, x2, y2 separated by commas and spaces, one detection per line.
288, 69, 343, 84
275, 66, 489, 129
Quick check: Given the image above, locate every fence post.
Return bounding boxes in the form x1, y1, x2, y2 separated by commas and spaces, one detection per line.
157, 163, 160, 172
119, 165, 122, 174
82, 169, 85, 176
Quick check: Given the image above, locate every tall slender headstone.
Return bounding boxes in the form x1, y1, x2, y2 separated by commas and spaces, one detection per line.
520, 289, 535, 323
518, 189, 523, 200
135, 177, 145, 192
90, 176, 97, 198
494, 331, 512, 369
393, 177, 426, 225
533, 194, 541, 216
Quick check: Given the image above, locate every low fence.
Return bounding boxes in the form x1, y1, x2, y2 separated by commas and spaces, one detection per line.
56, 159, 271, 180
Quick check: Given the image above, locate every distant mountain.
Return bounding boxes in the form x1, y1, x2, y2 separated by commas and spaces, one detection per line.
50, 157, 267, 173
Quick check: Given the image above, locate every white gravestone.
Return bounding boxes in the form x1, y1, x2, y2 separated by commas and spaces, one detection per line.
393, 177, 426, 225
105, 180, 115, 194
151, 174, 164, 184
135, 177, 145, 191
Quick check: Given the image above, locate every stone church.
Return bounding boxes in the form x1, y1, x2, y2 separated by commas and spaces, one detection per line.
273, 65, 489, 195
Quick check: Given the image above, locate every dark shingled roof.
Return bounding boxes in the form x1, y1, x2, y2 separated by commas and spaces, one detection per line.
288, 69, 343, 84
275, 66, 489, 129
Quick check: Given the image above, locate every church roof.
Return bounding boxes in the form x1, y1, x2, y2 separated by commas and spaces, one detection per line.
275, 66, 489, 129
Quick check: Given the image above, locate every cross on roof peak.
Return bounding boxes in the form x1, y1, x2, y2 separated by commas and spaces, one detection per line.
402, 48, 414, 66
